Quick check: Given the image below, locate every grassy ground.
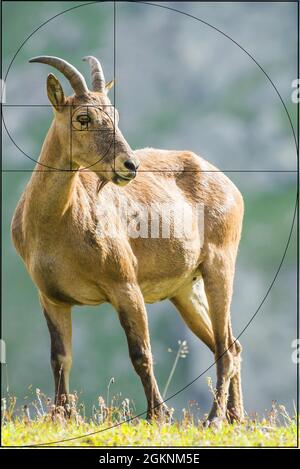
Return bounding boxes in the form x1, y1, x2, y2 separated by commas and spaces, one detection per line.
2, 417, 297, 447
1, 392, 298, 447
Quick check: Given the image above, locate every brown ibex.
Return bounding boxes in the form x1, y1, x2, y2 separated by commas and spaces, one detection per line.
11, 55, 244, 425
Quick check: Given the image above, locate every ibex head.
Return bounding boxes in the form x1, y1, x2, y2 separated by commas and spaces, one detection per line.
29, 55, 139, 186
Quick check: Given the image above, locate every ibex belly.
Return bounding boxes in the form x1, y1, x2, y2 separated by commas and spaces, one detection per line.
134, 237, 203, 303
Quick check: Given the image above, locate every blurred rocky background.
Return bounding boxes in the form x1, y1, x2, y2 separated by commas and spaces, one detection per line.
2, 1, 297, 418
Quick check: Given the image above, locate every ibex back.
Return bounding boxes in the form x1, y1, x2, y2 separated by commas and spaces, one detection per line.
11, 55, 244, 426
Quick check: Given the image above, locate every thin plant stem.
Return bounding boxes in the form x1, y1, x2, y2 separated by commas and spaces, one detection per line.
5, 364, 9, 394
163, 342, 183, 399
106, 377, 115, 408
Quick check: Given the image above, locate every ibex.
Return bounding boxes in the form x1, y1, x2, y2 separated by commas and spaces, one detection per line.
11, 55, 244, 425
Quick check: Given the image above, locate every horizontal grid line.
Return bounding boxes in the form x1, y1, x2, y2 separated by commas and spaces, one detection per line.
1, 169, 297, 173
2, 104, 115, 107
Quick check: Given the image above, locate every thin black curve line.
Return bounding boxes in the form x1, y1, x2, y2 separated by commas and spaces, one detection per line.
69, 105, 117, 170
3, 1, 102, 83
2, 104, 117, 171
2, 0, 298, 447
2, 110, 116, 171
2, 106, 297, 172
23, 193, 298, 447
1, 0, 297, 170
2, 1, 116, 171
1, 102, 297, 174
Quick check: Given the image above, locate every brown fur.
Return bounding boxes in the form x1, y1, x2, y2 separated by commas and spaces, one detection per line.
11, 73, 244, 424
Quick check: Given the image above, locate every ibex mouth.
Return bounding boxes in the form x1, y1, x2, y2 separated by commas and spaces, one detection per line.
113, 171, 136, 186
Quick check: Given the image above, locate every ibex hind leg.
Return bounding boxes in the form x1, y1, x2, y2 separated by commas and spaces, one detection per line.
171, 279, 215, 353
201, 250, 238, 428
171, 278, 243, 426
226, 321, 244, 423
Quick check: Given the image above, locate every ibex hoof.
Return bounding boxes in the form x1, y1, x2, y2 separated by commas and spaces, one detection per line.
226, 407, 244, 424
147, 403, 172, 423
205, 416, 225, 431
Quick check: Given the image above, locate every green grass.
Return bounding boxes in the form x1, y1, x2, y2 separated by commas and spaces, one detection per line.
1, 393, 298, 447
2, 417, 297, 447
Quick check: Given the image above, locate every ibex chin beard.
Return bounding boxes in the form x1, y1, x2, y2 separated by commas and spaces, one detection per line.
96, 170, 136, 192
112, 171, 137, 186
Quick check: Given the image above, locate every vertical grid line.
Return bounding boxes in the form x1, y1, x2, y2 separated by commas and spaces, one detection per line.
69, 105, 72, 171
113, 0, 116, 174
297, 0, 299, 449
0, 0, 3, 449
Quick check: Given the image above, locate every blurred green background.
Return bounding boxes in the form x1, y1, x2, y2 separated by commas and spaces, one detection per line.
2, 1, 298, 418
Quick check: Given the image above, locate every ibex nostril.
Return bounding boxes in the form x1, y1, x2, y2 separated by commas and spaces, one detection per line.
124, 160, 136, 172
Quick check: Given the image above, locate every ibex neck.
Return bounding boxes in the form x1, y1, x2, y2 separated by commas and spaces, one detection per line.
25, 121, 78, 220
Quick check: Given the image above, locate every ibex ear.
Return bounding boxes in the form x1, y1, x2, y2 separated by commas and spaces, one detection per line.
46, 73, 66, 111
105, 79, 115, 94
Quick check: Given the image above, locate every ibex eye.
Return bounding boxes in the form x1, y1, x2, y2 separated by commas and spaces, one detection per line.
77, 114, 91, 125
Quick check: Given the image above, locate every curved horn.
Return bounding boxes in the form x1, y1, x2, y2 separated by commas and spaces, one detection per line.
29, 56, 89, 96
82, 56, 105, 92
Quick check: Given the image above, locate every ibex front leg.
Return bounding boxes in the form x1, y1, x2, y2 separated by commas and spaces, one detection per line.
113, 284, 168, 421
40, 294, 72, 408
